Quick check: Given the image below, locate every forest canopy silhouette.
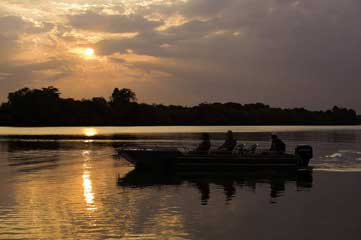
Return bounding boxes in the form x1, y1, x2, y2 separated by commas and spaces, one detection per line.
0, 87, 359, 126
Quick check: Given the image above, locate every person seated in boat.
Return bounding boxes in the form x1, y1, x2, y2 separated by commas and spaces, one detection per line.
193, 133, 211, 154
270, 134, 286, 154
216, 130, 237, 153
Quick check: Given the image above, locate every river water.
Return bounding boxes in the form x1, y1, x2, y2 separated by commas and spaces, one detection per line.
0, 126, 360, 240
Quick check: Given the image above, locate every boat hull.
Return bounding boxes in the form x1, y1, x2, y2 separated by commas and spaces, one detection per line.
120, 148, 181, 170
118, 148, 311, 171
176, 154, 300, 169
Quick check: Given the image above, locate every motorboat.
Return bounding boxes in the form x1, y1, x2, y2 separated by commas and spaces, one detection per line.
118, 144, 313, 171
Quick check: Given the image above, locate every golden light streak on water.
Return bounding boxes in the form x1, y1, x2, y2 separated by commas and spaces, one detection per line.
82, 150, 96, 211
82, 169, 96, 210
0, 127, 361, 239
83, 128, 98, 137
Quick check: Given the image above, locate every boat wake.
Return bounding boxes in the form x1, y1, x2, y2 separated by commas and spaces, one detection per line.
311, 163, 361, 172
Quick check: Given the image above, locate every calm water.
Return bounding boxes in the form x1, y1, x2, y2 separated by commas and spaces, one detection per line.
0, 126, 360, 240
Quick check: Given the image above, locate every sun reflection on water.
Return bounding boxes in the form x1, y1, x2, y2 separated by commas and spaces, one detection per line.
83, 170, 95, 210
82, 150, 96, 211
83, 128, 97, 137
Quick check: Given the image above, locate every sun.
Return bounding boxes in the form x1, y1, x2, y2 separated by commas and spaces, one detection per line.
84, 48, 95, 57
69, 47, 96, 58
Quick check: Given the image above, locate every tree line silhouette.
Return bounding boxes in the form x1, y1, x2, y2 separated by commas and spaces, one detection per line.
0, 86, 359, 126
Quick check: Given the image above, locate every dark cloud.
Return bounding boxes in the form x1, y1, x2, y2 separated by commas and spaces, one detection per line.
0, 15, 53, 35
0, 16, 29, 57
94, 0, 361, 111
0, 15, 34, 34
180, 0, 233, 17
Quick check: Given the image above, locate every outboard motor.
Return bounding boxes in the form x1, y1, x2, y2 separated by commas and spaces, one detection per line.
295, 145, 313, 167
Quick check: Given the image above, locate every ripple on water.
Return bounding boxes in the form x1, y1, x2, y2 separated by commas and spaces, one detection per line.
0, 128, 361, 239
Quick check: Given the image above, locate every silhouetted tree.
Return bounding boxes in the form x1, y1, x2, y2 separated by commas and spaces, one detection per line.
110, 88, 137, 105
5, 86, 61, 125
0, 86, 359, 126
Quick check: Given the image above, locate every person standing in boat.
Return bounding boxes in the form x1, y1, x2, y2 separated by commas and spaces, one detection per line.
270, 134, 286, 154
194, 133, 211, 154
217, 130, 237, 152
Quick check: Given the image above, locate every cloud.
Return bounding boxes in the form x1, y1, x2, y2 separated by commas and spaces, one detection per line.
0, 15, 53, 36
0, 34, 17, 57
0, 15, 62, 98
180, 0, 232, 18
68, 11, 163, 33
0, 0, 360, 111
0, 59, 73, 102
93, 0, 361, 110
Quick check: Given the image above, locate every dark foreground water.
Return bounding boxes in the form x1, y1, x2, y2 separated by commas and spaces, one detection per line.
0, 126, 360, 240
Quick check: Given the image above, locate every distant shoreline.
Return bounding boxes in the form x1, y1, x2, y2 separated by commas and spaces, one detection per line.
1, 87, 359, 126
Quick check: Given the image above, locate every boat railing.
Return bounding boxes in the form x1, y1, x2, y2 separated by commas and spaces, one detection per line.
118, 143, 294, 155
118, 144, 180, 152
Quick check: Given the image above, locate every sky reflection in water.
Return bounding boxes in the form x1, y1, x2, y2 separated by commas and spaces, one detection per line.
0, 126, 360, 239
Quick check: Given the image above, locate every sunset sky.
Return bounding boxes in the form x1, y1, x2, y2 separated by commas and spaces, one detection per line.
0, 0, 360, 111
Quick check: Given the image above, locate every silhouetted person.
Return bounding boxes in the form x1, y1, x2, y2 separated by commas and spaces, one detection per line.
223, 182, 236, 204
270, 134, 286, 153
270, 177, 286, 201
193, 133, 211, 154
217, 130, 237, 152
196, 182, 210, 205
